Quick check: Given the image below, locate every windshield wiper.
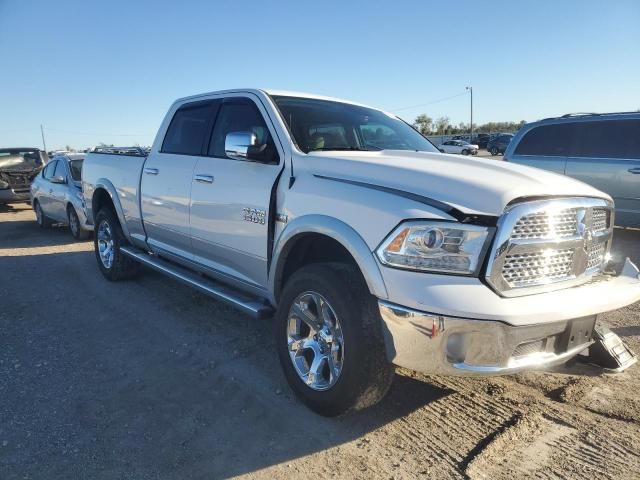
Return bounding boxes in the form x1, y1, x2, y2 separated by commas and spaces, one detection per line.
308, 146, 382, 152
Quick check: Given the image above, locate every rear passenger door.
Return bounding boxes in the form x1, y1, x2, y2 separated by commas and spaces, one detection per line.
141, 100, 219, 259
509, 124, 575, 174
566, 119, 640, 227
189, 95, 283, 291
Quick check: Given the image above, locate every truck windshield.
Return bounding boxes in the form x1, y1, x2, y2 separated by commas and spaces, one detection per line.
271, 96, 438, 154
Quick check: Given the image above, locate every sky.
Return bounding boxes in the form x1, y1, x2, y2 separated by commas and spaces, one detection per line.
1, 0, 639, 150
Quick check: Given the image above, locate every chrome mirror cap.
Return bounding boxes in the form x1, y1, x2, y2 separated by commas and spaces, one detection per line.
225, 131, 257, 161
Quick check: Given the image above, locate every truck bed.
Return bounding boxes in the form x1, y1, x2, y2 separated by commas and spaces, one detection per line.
82, 151, 147, 238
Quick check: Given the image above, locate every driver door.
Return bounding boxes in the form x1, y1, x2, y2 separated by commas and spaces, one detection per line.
189, 95, 283, 290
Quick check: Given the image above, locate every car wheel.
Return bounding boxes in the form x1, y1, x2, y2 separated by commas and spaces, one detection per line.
68, 205, 90, 240
94, 207, 140, 281
34, 200, 52, 228
461, 149, 469, 155
275, 263, 394, 416
490, 147, 499, 156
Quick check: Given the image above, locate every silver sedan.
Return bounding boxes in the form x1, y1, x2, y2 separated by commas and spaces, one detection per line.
30, 153, 93, 239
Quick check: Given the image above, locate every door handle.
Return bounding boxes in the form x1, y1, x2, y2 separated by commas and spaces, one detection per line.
144, 167, 159, 175
628, 168, 640, 174
194, 174, 214, 184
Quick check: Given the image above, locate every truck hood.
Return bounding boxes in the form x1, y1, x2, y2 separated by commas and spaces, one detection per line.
306, 150, 610, 217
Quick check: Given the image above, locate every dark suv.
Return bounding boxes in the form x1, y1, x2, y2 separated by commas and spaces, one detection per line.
486, 134, 514, 156
505, 112, 640, 227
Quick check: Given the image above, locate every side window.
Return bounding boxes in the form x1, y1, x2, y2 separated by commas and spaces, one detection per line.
574, 119, 640, 160
514, 124, 576, 156
42, 161, 56, 180
208, 98, 279, 163
161, 101, 217, 155
53, 160, 67, 179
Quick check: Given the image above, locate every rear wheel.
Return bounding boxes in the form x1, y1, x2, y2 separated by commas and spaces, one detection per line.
275, 263, 394, 416
34, 200, 51, 228
68, 205, 89, 240
94, 208, 139, 281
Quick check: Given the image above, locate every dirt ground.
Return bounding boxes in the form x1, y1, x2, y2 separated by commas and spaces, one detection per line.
1, 202, 639, 479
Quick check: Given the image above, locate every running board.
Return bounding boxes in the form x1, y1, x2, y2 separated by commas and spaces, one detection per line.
120, 246, 274, 319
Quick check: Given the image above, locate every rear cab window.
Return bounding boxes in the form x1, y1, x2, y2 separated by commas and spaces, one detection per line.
161, 101, 219, 156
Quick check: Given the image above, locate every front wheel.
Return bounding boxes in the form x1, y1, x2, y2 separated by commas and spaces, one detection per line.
461, 149, 469, 155
94, 208, 139, 281
490, 147, 499, 156
275, 263, 394, 416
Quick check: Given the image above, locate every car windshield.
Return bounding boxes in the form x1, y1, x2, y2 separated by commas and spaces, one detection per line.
271, 96, 438, 154
68, 159, 83, 181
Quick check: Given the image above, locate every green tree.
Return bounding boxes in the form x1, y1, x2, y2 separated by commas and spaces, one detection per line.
434, 116, 450, 135
413, 114, 433, 135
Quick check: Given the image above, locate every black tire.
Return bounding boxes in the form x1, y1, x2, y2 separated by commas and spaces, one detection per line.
34, 200, 52, 228
490, 146, 499, 156
461, 149, 469, 156
275, 263, 394, 416
68, 205, 90, 240
94, 207, 139, 281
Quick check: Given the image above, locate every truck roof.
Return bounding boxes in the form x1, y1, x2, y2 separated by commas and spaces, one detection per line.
173, 88, 380, 112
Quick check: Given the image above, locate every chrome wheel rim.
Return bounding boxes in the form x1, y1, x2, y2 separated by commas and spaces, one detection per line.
286, 291, 344, 391
97, 220, 114, 269
69, 209, 79, 236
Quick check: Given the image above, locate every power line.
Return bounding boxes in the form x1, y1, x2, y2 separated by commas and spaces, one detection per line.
391, 91, 469, 112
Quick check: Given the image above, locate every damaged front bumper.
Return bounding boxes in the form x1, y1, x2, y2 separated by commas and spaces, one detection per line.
379, 258, 640, 375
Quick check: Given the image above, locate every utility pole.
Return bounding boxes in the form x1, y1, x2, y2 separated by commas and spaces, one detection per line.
465, 86, 473, 141
40, 125, 47, 153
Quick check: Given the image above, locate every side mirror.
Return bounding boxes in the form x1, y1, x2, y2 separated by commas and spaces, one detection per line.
51, 175, 66, 184
225, 131, 258, 161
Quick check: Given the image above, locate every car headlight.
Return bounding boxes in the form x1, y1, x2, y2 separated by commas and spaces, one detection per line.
376, 221, 492, 275
0, 180, 9, 189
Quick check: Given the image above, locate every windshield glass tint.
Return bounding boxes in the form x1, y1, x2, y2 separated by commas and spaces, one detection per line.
68, 159, 83, 181
272, 96, 438, 154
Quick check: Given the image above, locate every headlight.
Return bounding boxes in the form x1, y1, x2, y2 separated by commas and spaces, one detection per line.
0, 180, 9, 189
376, 221, 492, 275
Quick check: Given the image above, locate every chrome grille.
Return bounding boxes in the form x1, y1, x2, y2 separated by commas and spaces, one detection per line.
587, 241, 606, 269
486, 198, 613, 297
592, 208, 608, 232
502, 249, 574, 287
511, 209, 577, 239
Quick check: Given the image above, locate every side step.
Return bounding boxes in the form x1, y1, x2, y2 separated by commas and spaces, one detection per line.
120, 246, 274, 319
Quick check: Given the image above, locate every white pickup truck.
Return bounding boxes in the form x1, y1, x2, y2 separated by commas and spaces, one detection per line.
82, 89, 640, 416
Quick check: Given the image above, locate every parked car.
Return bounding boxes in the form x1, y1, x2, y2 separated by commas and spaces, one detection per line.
438, 140, 479, 155
0, 148, 47, 205
82, 89, 640, 416
471, 133, 491, 149
505, 112, 640, 227
30, 153, 92, 239
487, 134, 514, 155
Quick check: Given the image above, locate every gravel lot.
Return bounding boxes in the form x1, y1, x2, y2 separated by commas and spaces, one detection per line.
1, 202, 639, 479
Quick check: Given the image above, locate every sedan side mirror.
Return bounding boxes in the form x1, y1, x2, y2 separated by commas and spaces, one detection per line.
225, 131, 258, 161
51, 175, 67, 184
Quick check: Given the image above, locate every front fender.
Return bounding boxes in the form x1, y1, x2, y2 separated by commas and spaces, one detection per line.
269, 214, 389, 303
